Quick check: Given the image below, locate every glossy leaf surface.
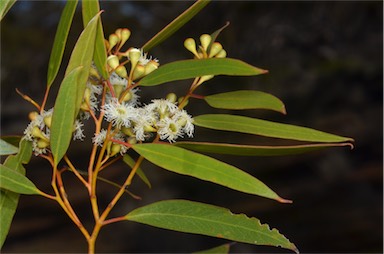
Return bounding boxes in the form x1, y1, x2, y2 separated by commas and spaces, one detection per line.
194, 114, 353, 143
0, 164, 40, 195
0, 139, 18, 155
126, 200, 298, 253
47, 0, 78, 87
50, 67, 83, 166
175, 141, 353, 156
142, 0, 210, 52
65, 12, 99, 117
82, 0, 108, 79
204, 90, 286, 113
139, 58, 267, 87
133, 144, 288, 202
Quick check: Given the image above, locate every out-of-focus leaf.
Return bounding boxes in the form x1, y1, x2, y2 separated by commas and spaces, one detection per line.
0, 136, 21, 147
0, 164, 40, 195
193, 243, 231, 254
51, 67, 83, 166
65, 12, 100, 117
82, 1, 108, 79
132, 144, 289, 202
0, 0, 16, 21
194, 114, 354, 143
139, 58, 267, 87
174, 141, 353, 156
209, 22, 230, 44
47, 0, 78, 87
0, 139, 31, 248
142, 0, 210, 52
204, 90, 286, 113
125, 200, 298, 253
123, 155, 151, 188
0, 139, 18, 155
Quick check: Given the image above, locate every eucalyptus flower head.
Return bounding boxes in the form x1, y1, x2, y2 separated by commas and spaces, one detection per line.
102, 98, 139, 129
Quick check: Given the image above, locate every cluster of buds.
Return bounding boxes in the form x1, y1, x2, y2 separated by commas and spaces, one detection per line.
184, 34, 227, 59
106, 28, 159, 81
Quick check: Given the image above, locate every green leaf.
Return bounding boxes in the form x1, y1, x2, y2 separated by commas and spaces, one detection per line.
47, 0, 78, 87
0, 136, 21, 147
142, 0, 210, 52
0, 139, 32, 248
139, 58, 267, 87
65, 11, 100, 117
0, 139, 18, 155
132, 144, 289, 202
125, 200, 298, 253
204, 90, 286, 113
209, 22, 230, 45
123, 155, 151, 188
193, 243, 231, 254
82, 0, 108, 79
50, 66, 84, 166
175, 141, 353, 156
194, 114, 354, 143
0, 164, 40, 195
0, 0, 16, 21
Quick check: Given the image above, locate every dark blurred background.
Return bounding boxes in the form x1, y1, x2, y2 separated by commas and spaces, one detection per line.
1, 1, 382, 253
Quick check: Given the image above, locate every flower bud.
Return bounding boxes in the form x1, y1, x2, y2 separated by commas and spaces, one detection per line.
108, 34, 119, 51
144, 60, 159, 75
122, 90, 132, 102
107, 55, 120, 70
122, 126, 135, 137
115, 28, 122, 39
110, 143, 121, 157
113, 84, 124, 98
184, 38, 199, 57
28, 111, 39, 121
128, 48, 141, 69
196, 75, 214, 86
208, 42, 223, 58
89, 66, 100, 80
43, 115, 52, 128
115, 65, 128, 78
200, 34, 211, 51
215, 49, 227, 58
32, 127, 49, 142
80, 101, 90, 112
37, 138, 50, 149
132, 64, 145, 80
128, 137, 137, 145
120, 28, 131, 46
166, 93, 177, 103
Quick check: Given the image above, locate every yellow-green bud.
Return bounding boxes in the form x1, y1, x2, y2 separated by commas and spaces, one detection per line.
144, 125, 157, 132
128, 137, 137, 145
107, 55, 120, 70
37, 139, 50, 149
83, 87, 91, 105
122, 91, 132, 102
108, 34, 119, 51
166, 93, 177, 103
32, 127, 49, 142
28, 111, 39, 121
215, 49, 227, 58
208, 42, 223, 58
89, 66, 100, 80
113, 85, 124, 98
80, 101, 90, 111
178, 97, 189, 108
184, 38, 199, 57
122, 126, 135, 137
128, 48, 141, 69
115, 65, 128, 78
200, 34, 211, 51
110, 143, 121, 157
120, 28, 131, 46
132, 64, 145, 80
144, 60, 159, 75
197, 75, 214, 86
43, 115, 52, 128
115, 28, 122, 39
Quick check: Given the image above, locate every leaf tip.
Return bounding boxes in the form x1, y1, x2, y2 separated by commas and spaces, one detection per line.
277, 197, 293, 204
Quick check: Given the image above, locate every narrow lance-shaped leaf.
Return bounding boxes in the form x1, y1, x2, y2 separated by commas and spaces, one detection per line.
0, 139, 32, 248
132, 144, 289, 203
47, 0, 78, 87
123, 155, 151, 188
142, 0, 210, 52
50, 66, 84, 166
194, 114, 354, 143
0, 0, 16, 21
65, 11, 100, 118
204, 90, 286, 113
0, 139, 19, 155
82, 1, 108, 79
0, 164, 41, 195
174, 141, 353, 157
139, 58, 267, 87
125, 200, 298, 253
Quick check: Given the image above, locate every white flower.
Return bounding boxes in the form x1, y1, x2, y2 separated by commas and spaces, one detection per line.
92, 129, 107, 147
109, 72, 128, 87
122, 87, 140, 107
145, 99, 179, 117
73, 120, 85, 141
32, 139, 48, 156
138, 50, 158, 66
174, 110, 194, 137
132, 108, 157, 141
156, 117, 184, 143
102, 98, 138, 128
